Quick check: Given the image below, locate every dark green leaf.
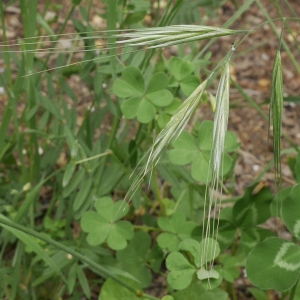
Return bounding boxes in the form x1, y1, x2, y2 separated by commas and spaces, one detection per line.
246, 237, 300, 291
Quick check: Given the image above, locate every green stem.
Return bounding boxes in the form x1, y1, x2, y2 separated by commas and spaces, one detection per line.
152, 167, 165, 216
0, 218, 160, 300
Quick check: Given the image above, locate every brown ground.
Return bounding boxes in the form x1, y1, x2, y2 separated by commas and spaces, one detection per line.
1, 0, 300, 299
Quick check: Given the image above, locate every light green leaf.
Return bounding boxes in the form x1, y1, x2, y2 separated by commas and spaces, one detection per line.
198, 120, 214, 150
145, 72, 169, 94
166, 252, 195, 290
146, 90, 173, 107
95, 197, 129, 221
81, 198, 133, 250
106, 221, 134, 250
157, 213, 196, 252
113, 79, 142, 98
169, 57, 194, 81
121, 97, 140, 119
191, 152, 211, 183
171, 130, 198, 151
180, 75, 200, 96
137, 98, 156, 123
168, 149, 197, 165
122, 66, 145, 94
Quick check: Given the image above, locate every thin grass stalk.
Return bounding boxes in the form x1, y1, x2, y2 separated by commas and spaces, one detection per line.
1, 25, 238, 77
202, 55, 232, 270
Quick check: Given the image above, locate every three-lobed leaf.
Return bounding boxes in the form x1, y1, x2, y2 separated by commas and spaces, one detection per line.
81, 197, 134, 250
157, 213, 196, 252
113, 66, 173, 123
168, 57, 200, 96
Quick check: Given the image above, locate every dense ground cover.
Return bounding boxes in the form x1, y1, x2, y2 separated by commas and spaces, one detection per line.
0, 0, 300, 299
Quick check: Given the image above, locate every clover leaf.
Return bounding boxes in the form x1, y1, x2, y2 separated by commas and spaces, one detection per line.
246, 237, 300, 291
166, 252, 195, 290
168, 57, 200, 96
81, 197, 134, 250
168, 120, 238, 183
113, 66, 173, 123
157, 213, 196, 252
116, 231, 163, 288
166, 238, 220, 290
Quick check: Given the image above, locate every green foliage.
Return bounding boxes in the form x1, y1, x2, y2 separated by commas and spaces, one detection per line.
157, 213, 197, 252
246, 237, 300, 291
99, 278, 143, 300
169, 121, 239, 183
232, 186, 273, 229
0, 0, 299, 299
168, 57, 200, 96
81, 197, 134, 250
116, 231, 163, 288
166, 238, 220, 290
113, 66, 173, 123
